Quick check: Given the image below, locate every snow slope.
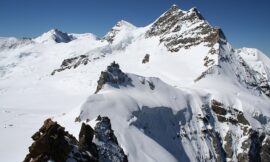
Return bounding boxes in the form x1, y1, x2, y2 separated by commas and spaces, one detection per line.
237, 47, 270, 83
0, 4, 270, 162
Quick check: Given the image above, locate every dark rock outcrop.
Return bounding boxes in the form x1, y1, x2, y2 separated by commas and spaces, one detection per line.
51, 55, 89, 75
47, 29, 74, 43
24, 118, 98, 162
95, 62, 132, 93
142, 54, 150, 64
211, 100, 249, 126
237, 131, 266, 162
24, 117, 128, 162
79, 123, 99, 159
260, 135, 270, 162
94, 116, 128, 162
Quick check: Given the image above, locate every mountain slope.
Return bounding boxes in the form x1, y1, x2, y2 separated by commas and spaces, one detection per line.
72, 62, 270, 162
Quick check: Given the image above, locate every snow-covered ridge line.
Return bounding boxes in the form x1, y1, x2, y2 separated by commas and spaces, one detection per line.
77, 62, 270, 162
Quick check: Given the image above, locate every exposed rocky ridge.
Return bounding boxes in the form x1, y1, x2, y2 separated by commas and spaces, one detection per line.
195, 38, 270, 97
145, 5, 226, 52
24, 117, 127, 162
94, 116, 128, 162
51, 54, 106, 75
46, 5, 270, 100
51, 55, 89, 75
144, 4, 268, 97
95, 62, 132, 93
24, 118, 98, 162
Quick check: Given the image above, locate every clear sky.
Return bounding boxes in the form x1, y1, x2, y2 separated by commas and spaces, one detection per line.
0, 0, 269, 55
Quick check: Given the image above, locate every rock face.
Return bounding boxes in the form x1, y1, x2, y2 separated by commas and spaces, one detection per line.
177, 99, 270, 162
94, 116, 128, 162
95, 62, 132, 93
35, 29, 74, 43
24, 117, 127, 162
51, 55, 89, 75
24, 118, 98, 162
145, 5, 226, 52
50, 29, 74, 43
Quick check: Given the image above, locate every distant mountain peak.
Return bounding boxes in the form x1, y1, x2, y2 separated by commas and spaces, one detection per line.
34, 28, 74, 43
103, 20, 136, 43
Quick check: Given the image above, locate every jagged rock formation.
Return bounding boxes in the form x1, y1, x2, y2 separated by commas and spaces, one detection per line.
95, 62, 132, 93
24, 118, 98, 162
94, 116, 128, 162
145, 5, 226, 52
24, 117, 128, 162
51, 55, 89, 75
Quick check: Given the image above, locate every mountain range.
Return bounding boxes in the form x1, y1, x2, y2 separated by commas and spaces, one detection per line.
0, 4, 270, 162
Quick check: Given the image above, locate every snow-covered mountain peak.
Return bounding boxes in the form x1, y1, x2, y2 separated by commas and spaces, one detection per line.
115, 20, 136, 29
34, 28, 74, 43
145, 5, 225, 52
103, 20, 136, 43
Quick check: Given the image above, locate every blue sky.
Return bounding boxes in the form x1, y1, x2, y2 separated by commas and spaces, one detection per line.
0, 0, 269, 55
